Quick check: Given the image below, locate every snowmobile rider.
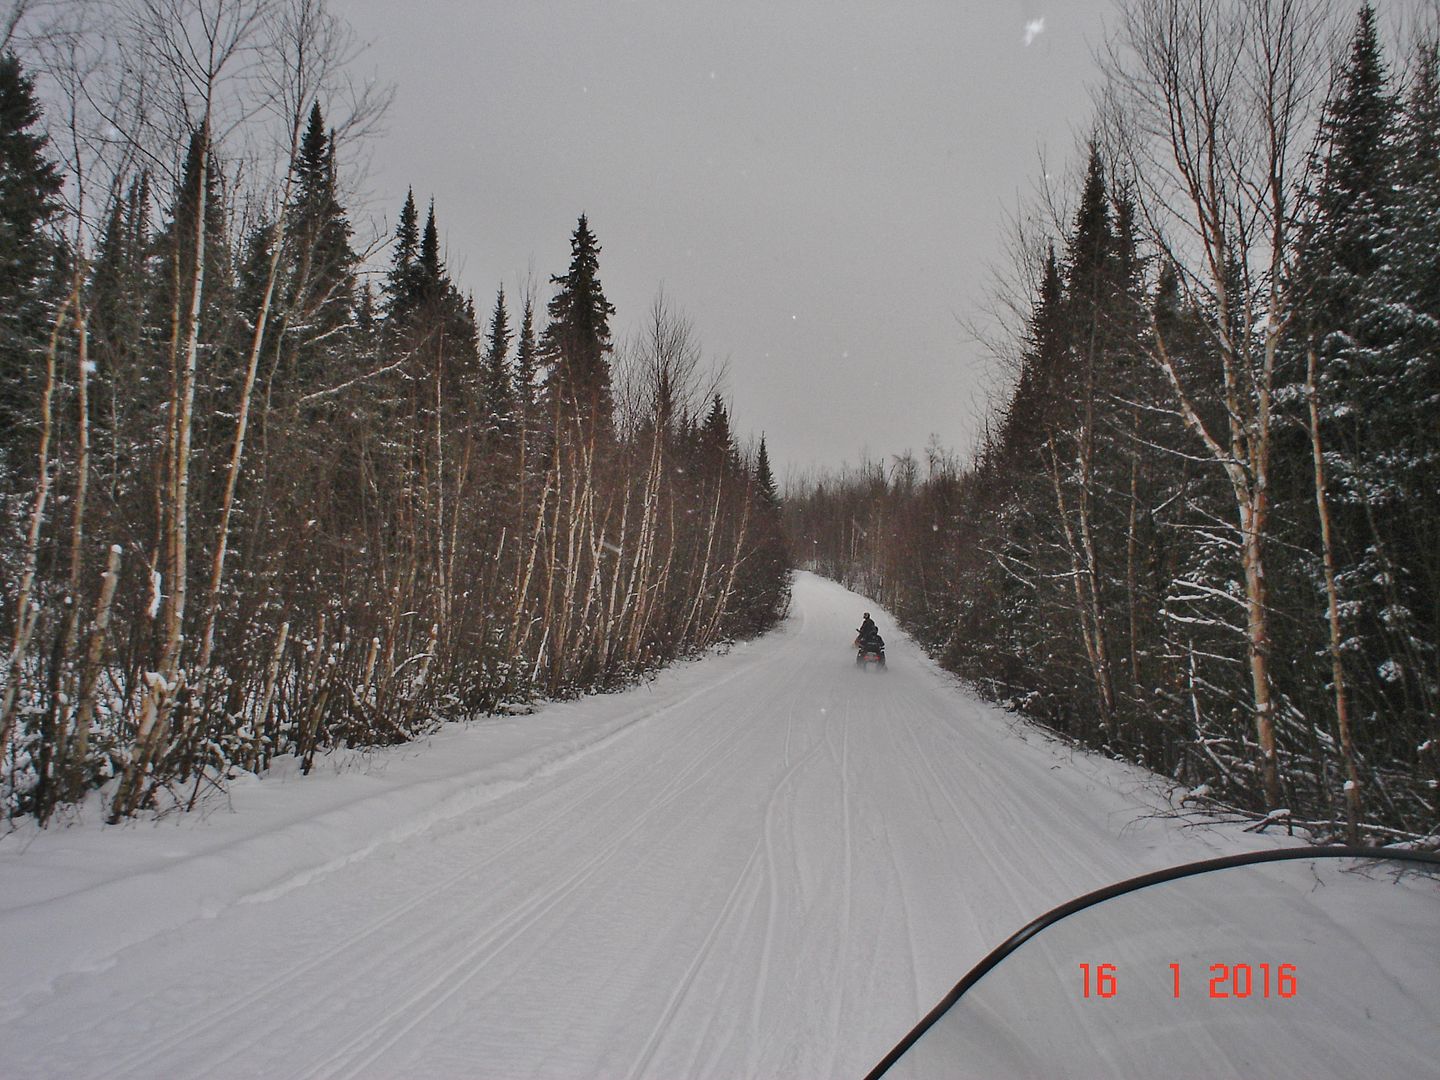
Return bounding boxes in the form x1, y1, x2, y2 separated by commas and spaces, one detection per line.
857, 613, 883, 649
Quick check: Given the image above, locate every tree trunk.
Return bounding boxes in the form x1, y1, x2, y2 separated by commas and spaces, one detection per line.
1306, 343, 1361, 839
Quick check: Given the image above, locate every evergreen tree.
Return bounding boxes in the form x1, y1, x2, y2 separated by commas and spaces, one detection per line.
285, 102, 356, 380
1282, 5, 1417, 739
994, 244, 1064, 471
90, 174, 151, 349
0, 51, 65, 455
88, 173, 153, 460
514, 292, 539, 416
354, 279, 377, 340
383, 188, 420, 328
148, 127, 234, 353
754, 435, 779, 510
481, 286, 513, 432
729, 434, 790, 635
698, 394, 736, 476
235, 215, 277, 319
541, 214, 616, 431
1292, 4, 1397, 442
417, 199, 444, 305
1360, 35, 1440, 728
1306, 5, 1395, 311
145, 124, 237, 479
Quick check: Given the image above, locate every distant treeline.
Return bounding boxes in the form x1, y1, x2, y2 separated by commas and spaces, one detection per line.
787, 1, 1438, 843
0, 0, 788, 823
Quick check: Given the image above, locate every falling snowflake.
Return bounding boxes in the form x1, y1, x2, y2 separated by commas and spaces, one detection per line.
1024, 18, 1045, 46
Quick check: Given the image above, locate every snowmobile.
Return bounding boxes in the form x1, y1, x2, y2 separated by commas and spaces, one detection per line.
854, 632, 886, 670
864, 845, 1440, 1079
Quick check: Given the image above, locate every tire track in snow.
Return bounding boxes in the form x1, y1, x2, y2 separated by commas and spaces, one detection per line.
624, 834, 767, 1080
893, 700, 1034, 954
292, 681, 776, 1080
634, 704, 837, 1080
741, 708, 811, 1078
104, 709, 734, 1080
106, 644, 797, 1080
825, 699, 857, 1078
880, 817, 923, 1023
638, 714, 834, 1079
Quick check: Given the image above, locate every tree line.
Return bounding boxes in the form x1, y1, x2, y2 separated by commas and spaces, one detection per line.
0, 0, 788, 824
788, 0, 1438, 843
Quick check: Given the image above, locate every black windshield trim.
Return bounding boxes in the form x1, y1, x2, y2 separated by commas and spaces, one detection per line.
863, 845, 1440, 1079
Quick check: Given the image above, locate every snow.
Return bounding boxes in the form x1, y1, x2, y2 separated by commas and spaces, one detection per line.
890, 854, 1438, 1079
0, 573, 1433, 1079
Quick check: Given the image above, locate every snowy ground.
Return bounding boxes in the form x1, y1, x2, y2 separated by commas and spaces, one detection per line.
0, 573, 1431, 1078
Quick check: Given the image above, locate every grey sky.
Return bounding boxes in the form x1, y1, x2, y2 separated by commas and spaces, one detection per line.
336, 1, 1117, 477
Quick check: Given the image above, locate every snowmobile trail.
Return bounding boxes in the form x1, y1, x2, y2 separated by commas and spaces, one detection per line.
2, 572, 1275, 1079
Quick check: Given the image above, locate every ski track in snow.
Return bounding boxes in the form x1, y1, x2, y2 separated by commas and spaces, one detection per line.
2, 572, 1316, 1079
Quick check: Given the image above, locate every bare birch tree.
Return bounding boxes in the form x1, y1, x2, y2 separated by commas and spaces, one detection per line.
1103, 0, 1336, 808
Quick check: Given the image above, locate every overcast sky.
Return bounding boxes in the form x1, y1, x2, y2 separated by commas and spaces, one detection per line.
335, 1, 1117, 479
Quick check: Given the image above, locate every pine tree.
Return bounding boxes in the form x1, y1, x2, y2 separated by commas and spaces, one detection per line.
380, 192, 480, 407
729, 434, 790, 635
1293, 5, 1397, 453
1307, 5, 1395, 311
285, 102, 356, 381
1286, 5, 1412, 735
514, 292, 539, 417
417, 200, 444, 306
235, 216, 277, 318
754, 435, 779, 510
1053, 141, 1124, 733
148, 127, 233, 354
88, 173, 152, 463
354, 280, 377, 340
0, 51, 65, 456
1360, 35, 1440, 731
541, 214, 616, 432
481, 287, 513, 432
699, 394, 735, 475
995, 244, 1064, 471
383, 188, 420, 328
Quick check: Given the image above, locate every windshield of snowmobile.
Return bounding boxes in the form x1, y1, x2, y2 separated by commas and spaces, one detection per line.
870, 850, 1440, 1079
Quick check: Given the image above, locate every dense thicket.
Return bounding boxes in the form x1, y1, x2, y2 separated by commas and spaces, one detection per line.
788, 2, 1437, 842
0, 0, 788, 823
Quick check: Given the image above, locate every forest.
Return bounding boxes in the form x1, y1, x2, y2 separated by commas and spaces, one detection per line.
788, 1, 1439, 843
0, 0, 789, 823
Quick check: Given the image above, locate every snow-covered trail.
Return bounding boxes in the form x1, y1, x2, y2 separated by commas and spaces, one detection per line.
2, 573, 1264, 1078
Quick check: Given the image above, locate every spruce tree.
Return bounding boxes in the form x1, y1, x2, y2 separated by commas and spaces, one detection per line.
1364, 36, 1440, 727
699, 394, 735, 475
730, 434, 790, 635
1295, 4, 1397, 446
383, 188, 420, 328
514, 292, 539, 416
88, 173, 152, 459
995, 244, 1064, 471
148, 127, 233, 353
482, 287, 514, 432
1286, 5, 1409, 734
285, 102, 356, 380
1308, 5, 1395, 307
754, 435, 779, 510
417, 200, 444, 305
541, 214, 616, 431
0, 51, 65, 456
